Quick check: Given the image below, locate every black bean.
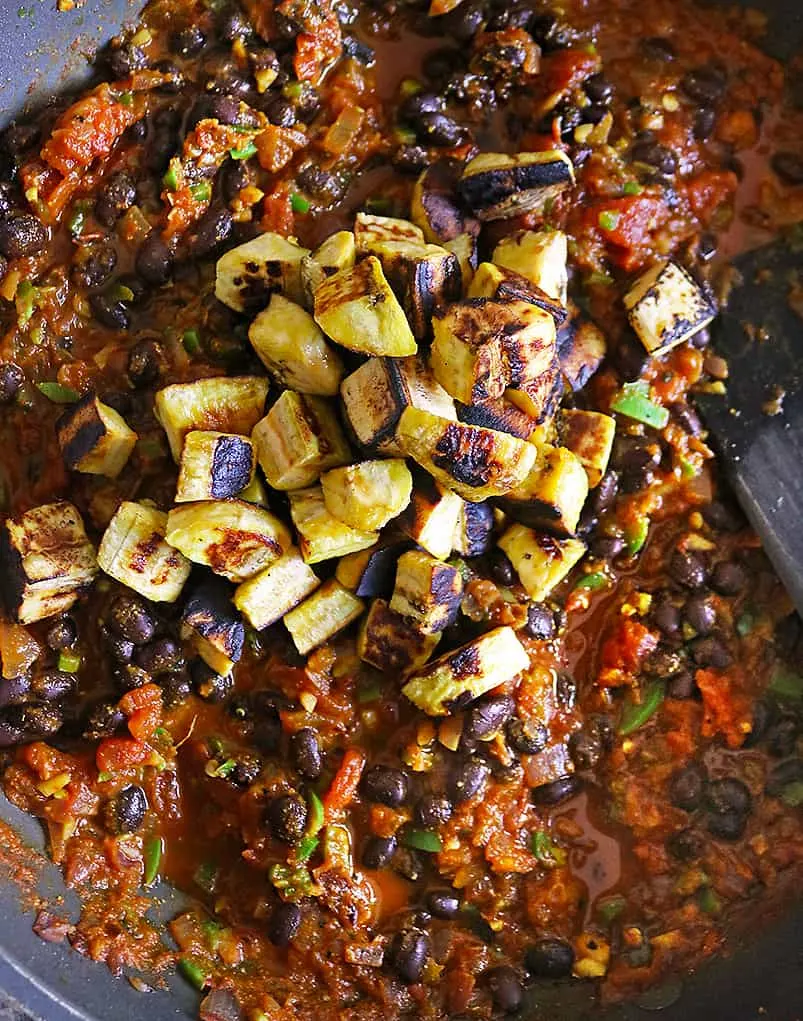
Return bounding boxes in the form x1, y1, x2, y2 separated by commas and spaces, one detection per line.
583, 103, 610, 125
290, 727, 322, 780
103, 387, 134, 417
221, 160, 253, 204
671, 402, 703, 437
441, 0, 487, 42
0, 214, 46, 259
710, 561, 746, 596
464, 695, 515, 740
641, 36, 676, 61
230, 752, 262, 787
83, 701, 126, 740
0, 702, 63, 744
294, 87, 321, 125
135, 637, 181, 676
651, 597, 680, 639
109, 595, 156, 647
705, 777, 751, 817
690, 635, 732, 669
423, 47, 464, 82
386, 928, 430, 984
127, 338, 162, 388
683, 594, 716, 635
207, 94, 242, 126
107, 784, 148, 834
485, 965, 523, 1014
268, 902, 301, 947
0, 711, 24, 747
743, 699, 773, 748
31, 670, 75, 702
707, 811, 746, 841
415, 794, 453, 828
426, 888, 460, 918
532, 774, 581, 806
569, 728, 602, 770
593, 471, 619, 514
771, 151, 803, 186
265, 793, 308, 845
0, 362, 23, 404
765, 716, 798, 758
670, 550, 707, 589
295, 165, 345, 203
523, 602, 556, 640
681, 66, 727, 105
584, 72, 613, 105
668, 670, 697, 699
95, 172, 137, 227
193, 663, 235, 704
362, 834, 397, 869
589, 534, 624, 560
361, 765, 410, 808
90, 292, 130, 331
392, 144, 431, 175
400, 91, 445, 123
72, 241, 117, 290
187, 206, 233, 258
170, 24, 206, 57
558, 105, 583, 142
525, 937, 575, 979
135, 233, 173, 286
160, 670, 193, 708
612, 335, 648, 381
153, 60, 184, 94
666, 827, 704, 861
264, 95, 298, 128
669, 762, 707, 811
702, 500, 744, 533
693, 107, 717, 140
415, 113, 464, 147
448, 756, 489, 803
506, 716, 548, 755
488, 550, 514, 587
107, 42, 149, 79
114, 664, 151, 693
219, 8, 251, 42
0, 676, 31, 708
555, 673, 576, 709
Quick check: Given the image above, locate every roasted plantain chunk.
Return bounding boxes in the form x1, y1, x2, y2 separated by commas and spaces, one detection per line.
456, 397, 537, 440
445, 232, 479, 286
176, 431, 255, 502
182, 579, 245, 676
252, 391, 351, 491
215, 231, 309, 311
557, 304, 607, 391
498, 525, 586, 601
458, 151, 574, 221
390, 549, 463, 634
506, 354, 563, 424
468, 261, 567, 325
313, 256, 417, 357
357, 598, 440, 674
624, 260, 716, 354
397, 474, 464, 560
98, 502, 190, 603
396, 407, 537, 502
559, 410, 615, 488
289, 485, 378, 565
57, 394, 138, 478
233, 546, 320, 630
340, 354, 456, 456
321, 459, 413, 531
497, 444, 589, 537
335, 538, 413, 598
493, 229, 568, 303
411, 162, 481, 244
284, 579, 364, 655
155, 376, 269, 461
370, 239, 462, 341
1, 502, 97, 624
353, 212, 424, 250
452, 500, 495, 557
402, 626, 529, 716
301, 230, 356, 305
165, 500, 291, 582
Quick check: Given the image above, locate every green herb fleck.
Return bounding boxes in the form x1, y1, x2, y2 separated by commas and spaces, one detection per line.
162, 165, 179, 192
16, 280, 39, 327
57, 650, 81, 673
531, 830, 567, 868
229, 142, 258, 161
182, 328, 202, 355
596, 894, 627, 922
402, 828, 443, 853
619, 680, 665, 735
623, 180, 642, 196
291, 192, 311, 214
736, 611, 755, 637
143, 836, 163, 886
574, 571, 607, 592
598, 209, 621, 232
36, 381, 80, 404
624, 517, 650, 556
117, 91, 134, 107
698, 886, 722, 915
97, 771, 113, 783
190, 182, 212, 203
210, 758, 237, 779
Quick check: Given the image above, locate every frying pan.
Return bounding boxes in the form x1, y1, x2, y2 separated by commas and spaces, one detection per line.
0, 2, 802, 1019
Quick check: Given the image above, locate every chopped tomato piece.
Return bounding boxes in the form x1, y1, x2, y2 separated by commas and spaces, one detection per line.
540, 49, 601, 98
597, 619, 659, 688
41, 84, 142, 178
261, 185, 295, 235
586, 194, 670, 271
96, 737, 151, 775
685, 169, 738, 224
695, 668, 752, 749
256, 125, 308, 173
323, 748, 366, 820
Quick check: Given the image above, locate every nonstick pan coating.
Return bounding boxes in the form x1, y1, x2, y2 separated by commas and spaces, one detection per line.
0, 1, 801, 1018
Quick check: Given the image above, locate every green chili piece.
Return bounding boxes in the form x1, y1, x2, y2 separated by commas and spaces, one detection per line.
182, 328, 202, 355
290, 192, 310, 214
16, 280, 39, 327
307, 790, 325, 835
143, 836, 163, 886
178, 958, 208, 991
162, 165, 179, 191
57, 650, 81, 673
598, 209, 620, 232
190, 182, 212, 202
619, 681, 665, 735
36, 381, 80, 404
229, 142, 257, 161
625, 517, 650, 556
402, 828, 443, 853
295, 834, 320, 863
531, 830, 567, 867
357, 680, 383, 703
574, 571, 607, 592
596, 893, 627, 922
97, 771, 113, 783
210, 758, 237, 778
623, 180, 642, 196
698, 886, 722, 915
611, 381, 670, 429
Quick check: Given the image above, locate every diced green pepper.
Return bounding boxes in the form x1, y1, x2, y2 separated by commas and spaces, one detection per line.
402, 828, 443, 853
574, 571, 607, 592
36, 381, 80, 404
611, 381, 670, 429
178, 958, 208, 991
143, 836, 163, 886
16, 280, 39, 327
229, 142, 257, 161
619, 681, 665, 735
290, 192, 310, 214
162, 165, 179, 191
269, 862, 315, 901
698, 886, 722, 915
307, 790, 325, 836
57, 650, 81, 673
182, 328, 202, 355
531, 830, 567, 868
623, 180, 642, 196
190, 182, 212, 202
625, 517, 650, 556
117, 91, 134, 107
598, 209, 621, 232
295, 834, 320, 863
596, 893, 627, 922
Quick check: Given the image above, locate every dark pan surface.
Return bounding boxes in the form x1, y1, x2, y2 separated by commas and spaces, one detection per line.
0, 1, 801, 1019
